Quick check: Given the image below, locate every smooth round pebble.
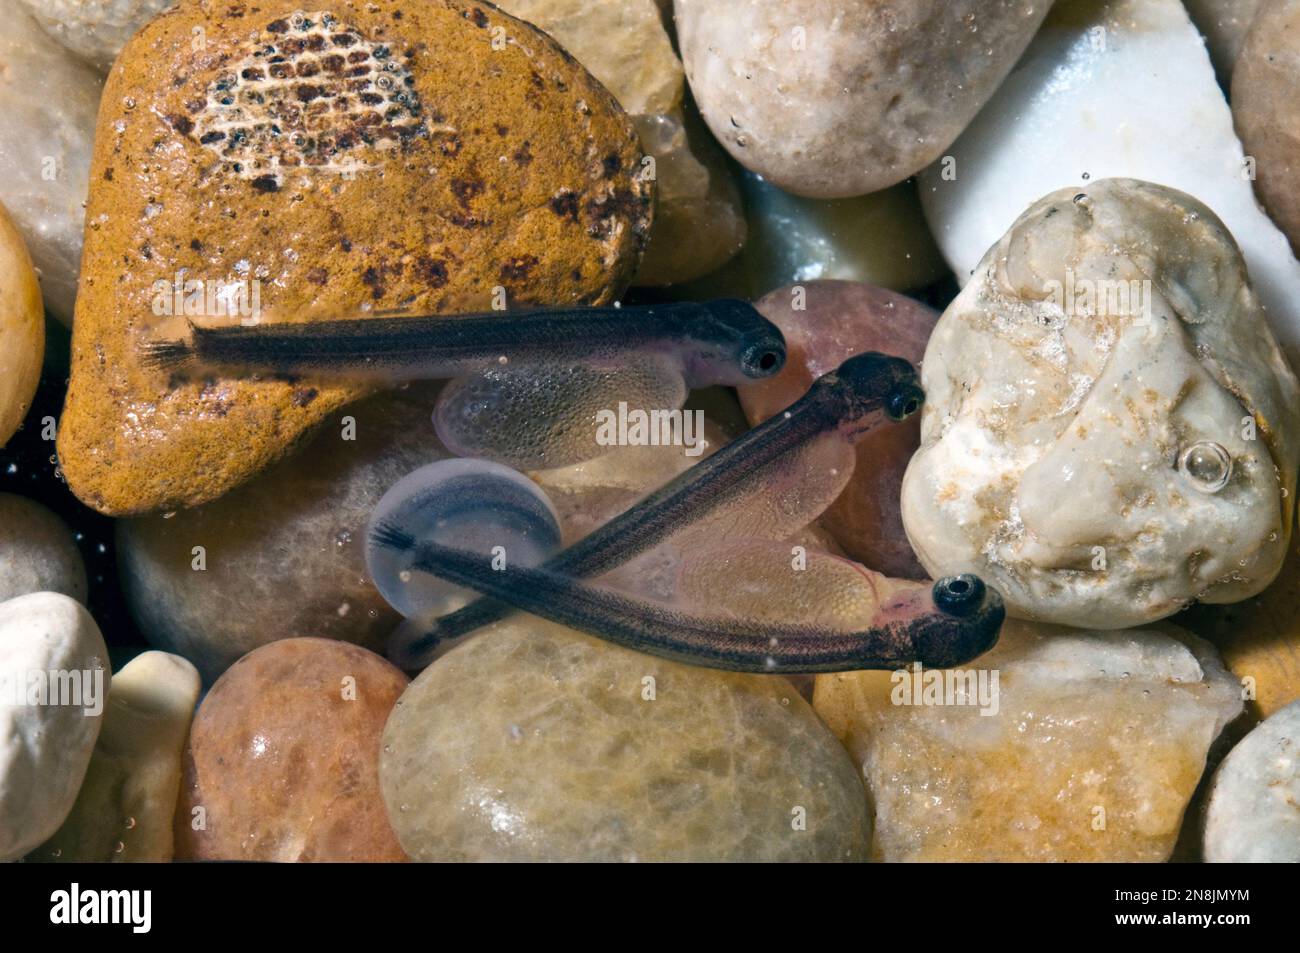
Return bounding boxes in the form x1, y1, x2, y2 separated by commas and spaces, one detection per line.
0, 592, 109, 862
1203, 700, 1300, 862
0, 493, 88, 604
33, 650, 199, 862
380, 619, 870, 862
676, 0, 1050, 198
0, 201, 43, 448
174, 638, 408, 862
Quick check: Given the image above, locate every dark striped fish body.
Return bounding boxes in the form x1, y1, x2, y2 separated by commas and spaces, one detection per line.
141, 299, 788, 386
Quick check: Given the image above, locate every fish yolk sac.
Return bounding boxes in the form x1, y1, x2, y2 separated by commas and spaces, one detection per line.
365, 459, 562, 622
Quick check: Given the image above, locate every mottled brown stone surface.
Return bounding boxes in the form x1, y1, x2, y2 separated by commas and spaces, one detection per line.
59, 0, 651, 515
174, 637, 408, 862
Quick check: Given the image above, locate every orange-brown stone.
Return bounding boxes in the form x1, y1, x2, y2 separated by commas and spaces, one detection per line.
59, 0, 651, 515
174, 637, 409, 862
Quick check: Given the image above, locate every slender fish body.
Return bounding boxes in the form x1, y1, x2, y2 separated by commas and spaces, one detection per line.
384, 352, 927, 667
369, 524, 1004, 674
141, 298, 787, 387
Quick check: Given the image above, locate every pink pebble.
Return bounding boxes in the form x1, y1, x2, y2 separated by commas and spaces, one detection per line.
738, 280, 938, 579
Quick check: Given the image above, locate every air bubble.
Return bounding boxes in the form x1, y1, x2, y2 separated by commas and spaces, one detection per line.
1179, 441, 1232, 493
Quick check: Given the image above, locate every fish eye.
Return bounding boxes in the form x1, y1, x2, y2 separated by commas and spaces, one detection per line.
887, 382, 925, 420
740, 340, 785, 377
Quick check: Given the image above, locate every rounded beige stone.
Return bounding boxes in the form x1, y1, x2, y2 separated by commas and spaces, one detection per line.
380, 619, 870, 862
31, 650, 200, 862
675, 0, 1051, 198
0, 7, 101, 325
0, 201, 44, 448
902, 179, 1300, 629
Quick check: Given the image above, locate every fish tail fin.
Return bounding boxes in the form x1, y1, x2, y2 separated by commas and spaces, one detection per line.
139, 338, 197, 374
370, 520, 417, 553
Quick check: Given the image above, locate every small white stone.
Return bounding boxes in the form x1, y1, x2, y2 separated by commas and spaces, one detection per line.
33, 650, 200, 862
16, 0, 174, 73
0, 592, 109, 862
902, 178, 1300, 628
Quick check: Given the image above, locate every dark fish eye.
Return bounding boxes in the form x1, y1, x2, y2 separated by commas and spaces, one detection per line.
886, 382, 924, 420
741, 341, 785, 377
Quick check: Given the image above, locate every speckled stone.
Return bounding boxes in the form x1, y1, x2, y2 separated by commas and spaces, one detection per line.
676, 0, 1050, 198
174, 637, 408, 862
32, 650, 200, 862
738, 281, 936, 579
0, 592, 109, 862
380, 619, 870, 862
0, 5, 101, 324
815, 621, 1243, 862
118, 384, 447, 683
1203, 699, 1300, 862
59, 0, 652, 516
0, 202, 43, 448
